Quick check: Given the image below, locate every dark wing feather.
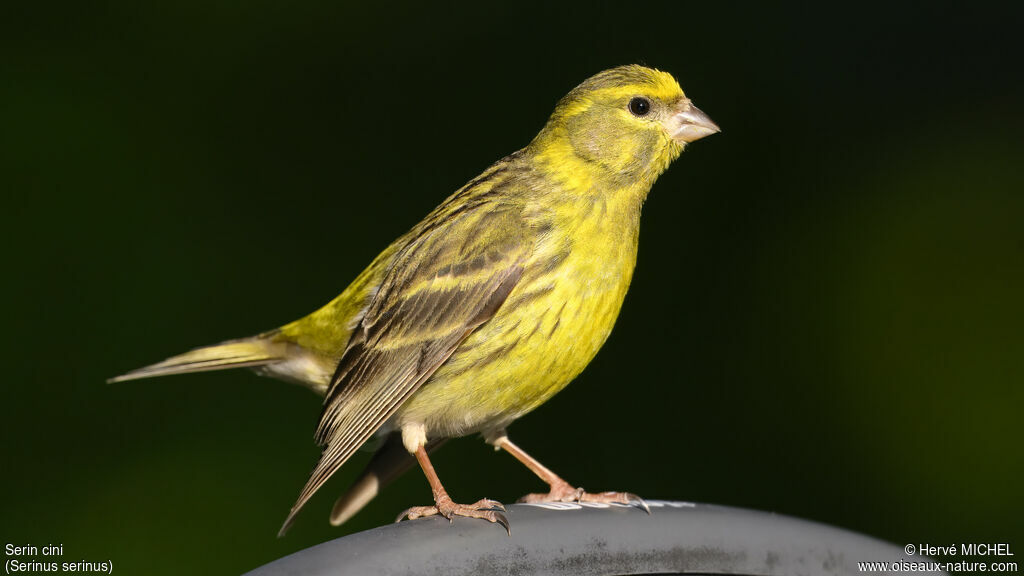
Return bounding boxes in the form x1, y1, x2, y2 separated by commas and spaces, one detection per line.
279, 203, 529, 534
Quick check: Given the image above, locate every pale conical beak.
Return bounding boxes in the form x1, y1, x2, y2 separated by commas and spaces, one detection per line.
669, 99, 720, 143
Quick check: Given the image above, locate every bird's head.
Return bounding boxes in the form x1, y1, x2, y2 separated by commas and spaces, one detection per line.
531, 65, 719, 187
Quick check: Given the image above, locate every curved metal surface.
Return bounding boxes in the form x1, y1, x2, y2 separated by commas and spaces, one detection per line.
245, 501, 926, 575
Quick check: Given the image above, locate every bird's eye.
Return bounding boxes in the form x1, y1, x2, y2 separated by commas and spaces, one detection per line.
628, 97, 651, 117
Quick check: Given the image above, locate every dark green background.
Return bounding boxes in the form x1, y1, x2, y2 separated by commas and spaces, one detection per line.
3, 1, 1022, 573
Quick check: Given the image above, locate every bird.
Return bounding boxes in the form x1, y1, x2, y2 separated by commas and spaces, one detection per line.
110, 64, 719, 536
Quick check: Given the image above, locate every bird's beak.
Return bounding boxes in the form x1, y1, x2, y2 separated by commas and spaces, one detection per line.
668, 99, 720, 143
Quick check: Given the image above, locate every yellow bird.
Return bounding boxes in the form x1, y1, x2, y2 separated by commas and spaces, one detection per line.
111, 65, 719, 535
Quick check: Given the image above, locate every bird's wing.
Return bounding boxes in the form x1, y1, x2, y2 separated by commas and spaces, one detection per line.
280, 201, 529, 533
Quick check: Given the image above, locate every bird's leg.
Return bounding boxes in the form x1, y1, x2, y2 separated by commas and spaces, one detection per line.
491, 434, 649, 512
396, 426, 509, 533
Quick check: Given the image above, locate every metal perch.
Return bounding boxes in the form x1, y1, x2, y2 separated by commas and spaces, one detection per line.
245, 501, 927, 575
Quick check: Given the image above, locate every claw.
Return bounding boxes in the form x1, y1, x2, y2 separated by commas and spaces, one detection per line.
394, 499, 510, 534
631, 495, 651, 514
519, 486, 650, 514
395, 505, 439, 523
493, 510, 511, 536
475, 498, 506, 512
581, 491, 650, 513
614, 492, 650, 514
516, 484, 583, 504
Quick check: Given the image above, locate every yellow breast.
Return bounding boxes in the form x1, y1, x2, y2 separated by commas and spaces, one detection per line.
395, 191, 642, 438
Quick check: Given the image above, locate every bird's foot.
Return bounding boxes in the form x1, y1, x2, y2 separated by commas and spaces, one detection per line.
397, 497, 509, 534
517, 480, 650, 513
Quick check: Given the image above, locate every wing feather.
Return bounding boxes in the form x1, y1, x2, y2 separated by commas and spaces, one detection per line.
279, 202, 529, 534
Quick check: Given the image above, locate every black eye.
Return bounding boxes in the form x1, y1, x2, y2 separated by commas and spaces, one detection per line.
628, 97, 651, 116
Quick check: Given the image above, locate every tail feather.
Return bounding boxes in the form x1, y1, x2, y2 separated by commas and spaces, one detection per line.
108, 337, 286, 383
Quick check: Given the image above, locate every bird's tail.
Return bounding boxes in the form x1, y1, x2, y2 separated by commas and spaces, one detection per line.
108, 335, 288, 383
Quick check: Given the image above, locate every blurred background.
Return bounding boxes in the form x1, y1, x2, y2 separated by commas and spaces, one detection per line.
2, 1, 1022, 573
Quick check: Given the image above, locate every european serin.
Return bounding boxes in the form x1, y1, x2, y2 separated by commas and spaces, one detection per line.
111, 64, 719, 535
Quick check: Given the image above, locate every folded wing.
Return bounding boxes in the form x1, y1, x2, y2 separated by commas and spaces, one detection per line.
279, 202, 529, 534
